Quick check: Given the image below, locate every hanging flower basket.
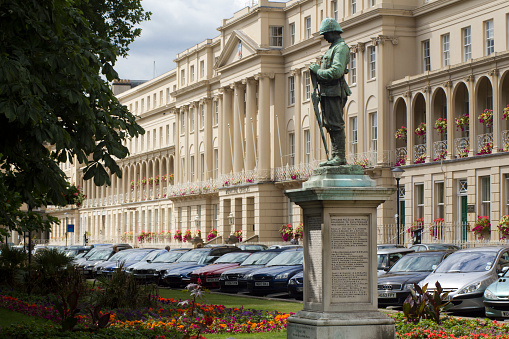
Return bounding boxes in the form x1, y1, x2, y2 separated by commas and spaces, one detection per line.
472, 216, 490, 239
294, 224, 303, 239
479, 109, 493, 127
183, 229, 193, 242
233, 229, 242, 242
414, 122, 426, 139
279, 224, 294, 242
395, 126, 407, 141
174, 230, 183, 242
407, 218, 424, 235
455, 113, 469, 131
498, 215, 509, 239
434, 118, 447, 134
430, 218, 444, 239
207, 228, 218, 241
503, 105, 509, 120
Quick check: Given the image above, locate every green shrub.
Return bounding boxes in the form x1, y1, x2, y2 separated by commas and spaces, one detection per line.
0, 244, 27, 288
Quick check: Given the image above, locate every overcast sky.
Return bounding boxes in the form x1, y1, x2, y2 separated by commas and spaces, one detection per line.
114, 0, 290, 81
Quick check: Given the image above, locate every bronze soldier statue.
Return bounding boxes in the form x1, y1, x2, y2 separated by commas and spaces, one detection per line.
309, 18, 351, 167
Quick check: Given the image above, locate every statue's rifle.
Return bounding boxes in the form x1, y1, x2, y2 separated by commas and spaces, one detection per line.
310, 72, 330, 161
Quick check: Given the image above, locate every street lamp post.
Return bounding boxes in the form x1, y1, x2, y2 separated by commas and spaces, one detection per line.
392, 167, 405, 245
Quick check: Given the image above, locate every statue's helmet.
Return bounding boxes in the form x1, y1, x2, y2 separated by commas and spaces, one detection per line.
319, 18, 343, 35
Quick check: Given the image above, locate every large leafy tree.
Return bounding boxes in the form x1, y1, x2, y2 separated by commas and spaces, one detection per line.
0, 0, 150, 236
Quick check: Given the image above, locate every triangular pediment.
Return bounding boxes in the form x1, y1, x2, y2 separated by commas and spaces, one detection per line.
216, 30, 260, 69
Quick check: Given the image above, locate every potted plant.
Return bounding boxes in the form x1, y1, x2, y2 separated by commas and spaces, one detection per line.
477, 142, 493, 155
183, 229, 193, 242
279, 224, 294, 242
395, 126, 407, 142
434, 118, 447, 134
407, 218, 424, 236
479, 109, 493, 127
174, 229, 183, 242
294, 224, 303, 239
457, 146, 469, 158
472, 216, 490, 239
415, 154, 426, 164
414, 122, 426, 139
207, 228, 218, 241
430, 218, 444, 239
498, 215, 509, 239
455, 113, 469, 131
233, 229, 242, 242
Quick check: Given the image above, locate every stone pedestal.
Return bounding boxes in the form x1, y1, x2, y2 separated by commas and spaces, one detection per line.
285, 166, 395, 339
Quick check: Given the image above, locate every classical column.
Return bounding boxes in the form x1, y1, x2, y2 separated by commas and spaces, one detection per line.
202, 97, 212, 179
491, 69, 501, 153
273, 73, 285, 168
445, 81, 454, 160
424, 86, 432, 163
245, 78, 257, 171
216, 93, 223, 177
233, 83, 245, 173
256, 73, 272, 176
222, 87, 233, 174
467, 75, 477, 156
406, 91, 414, 164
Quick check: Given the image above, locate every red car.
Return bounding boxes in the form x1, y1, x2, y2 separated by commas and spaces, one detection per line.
190, 251, 253, 288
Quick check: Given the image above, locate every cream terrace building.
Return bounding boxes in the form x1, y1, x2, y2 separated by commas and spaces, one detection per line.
41, 0, 509, 248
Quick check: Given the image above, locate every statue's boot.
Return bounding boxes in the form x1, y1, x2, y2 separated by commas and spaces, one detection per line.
320, 132, 347, 166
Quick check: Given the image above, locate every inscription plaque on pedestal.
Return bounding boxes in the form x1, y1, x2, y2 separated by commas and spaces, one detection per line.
330, 215, 370, 304
306, 216, 322, 303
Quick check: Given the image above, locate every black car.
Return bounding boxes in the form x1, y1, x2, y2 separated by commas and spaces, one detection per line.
130, 249, 190, 283
377, 250, 455, 307
219, 248, 286, 293
161, 246, 239, 288
96, 248, 160, 277
287, 271, 303, 299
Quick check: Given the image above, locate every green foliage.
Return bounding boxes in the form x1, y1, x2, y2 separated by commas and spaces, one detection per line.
89, 262, 158, 310
56, 291, 81, 332
402, 281, 450, 325
0, 244, 27, 287
27, 248, 75, 295
87, 304, 111, 330
0, 0, 150, 235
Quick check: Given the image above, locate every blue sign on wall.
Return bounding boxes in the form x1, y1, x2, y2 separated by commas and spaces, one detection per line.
67, 224, 75, 233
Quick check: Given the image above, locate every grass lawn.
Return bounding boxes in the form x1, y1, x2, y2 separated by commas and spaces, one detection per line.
0, 308, 51, 327
158, 288, 303, 315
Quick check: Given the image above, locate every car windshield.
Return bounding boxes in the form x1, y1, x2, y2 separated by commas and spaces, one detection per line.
434, 251, 498, 273
143, 250, 161, 262
267, 250, 303, 266
389, 253, 444, 273
241, 251, 281, 266
108, 251, 132, 261
88, 249, 113, 260
214, 252, 251, 264
153, 251, 185, 263
176, 250, 209, 263
125, 251, 152, 261
377, 252, 408, 270
74, 252, 86, 259
426, 245, 458, 251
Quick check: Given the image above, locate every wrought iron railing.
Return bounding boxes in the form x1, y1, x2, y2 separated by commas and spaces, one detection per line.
432, 140, 447, 161
274, 161, 319, 182
454, 137, 469, 158
477, 133, 493, 154
413, 144, 426, 163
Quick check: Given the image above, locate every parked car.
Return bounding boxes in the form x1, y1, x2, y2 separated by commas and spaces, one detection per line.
409, 243, 460, 252
77, 244, 132, 278
420, 246, 509, 312
161, 246, 240, 287
236, 244, 268, 251
377, 247, 414, 276
64, 245, 92, 258
377, 244, 406, 250
130, 249, 190, 283
73, 244, 113, 266
287, 271, 303, 299
245, 248, 303, 296
96, 248, 159, 277
267, 244, 302, 250
219, 248, 287, 293
190, 251, 253, 288
377, 250, 455, 308
484, 267, 509, 319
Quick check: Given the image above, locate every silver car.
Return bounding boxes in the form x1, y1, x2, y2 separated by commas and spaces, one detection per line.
419, 246, 509, 312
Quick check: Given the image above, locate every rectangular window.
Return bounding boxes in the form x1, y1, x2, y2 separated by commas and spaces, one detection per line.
159, 127, 163, 147
289, 23, 295, 45
153, 129, 156, 149
481, 176, 491, 217
141, 134, 144, 151
422, 40, 430, 72
370, 112, 378, 156
213, 204, 218, 228
135, 101, 138, 114
178, 207, 182, 228
304, 71, 311, 100
305, 16, 312, 39
166, 125, 170, 145
188, 206, 192, 229
288, 76, 295, 105
350, 52, 357, 84
416, 183, 424, 219
269, 26, 283, 47
351, 116, 358, 155
159, 91, 163, 106
213, 149, 219, 179
200, 60, 205, 78
200, 154, 205, 181
147, 96, 150, 110
462, 27, 472, 61
141, 98, 144, 113
190, 107, 195, 132
441, 34, 450, 67
153, 93, 157, 108
351, 0, 356, 14
190, 156, 195, 182
289, 133, 295, 166
331, 1, 338, 21
368, 46, 376, 79
181, 69, 186, 85
181, 112, 185, 133
214, 101, 219, 125
485, 19, 494, 56
166, 88, 170, 103
435, 181, 445, 219
200, 105, 204, 128
147, 131, 150, 150
190, 65, 195, 82
304, 129, 311, 164
370, 0, 376, 7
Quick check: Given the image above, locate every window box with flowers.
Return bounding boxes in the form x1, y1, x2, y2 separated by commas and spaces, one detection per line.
183, 229, 193, 242
498, 215, 509, 239
174, 229, 183, 242
434, 118, 447, 134
478, 142, 493, 155
415, 154, 426, 164
207, 228, 218, 241
472, 216, 490, 239
430, 218, 444, 239
395, 155, 406, 167
233, 229, 242, 242
279, 224, 294, 242
407, 218, 424, 236
479, 109, 493, 127
294, 224, 303, 239
395, 126, 407, 142
455, 113, 469, 132
414, 122, 426, 139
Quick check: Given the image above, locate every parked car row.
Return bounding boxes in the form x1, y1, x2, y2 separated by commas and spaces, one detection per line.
377, 244, 509, 319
